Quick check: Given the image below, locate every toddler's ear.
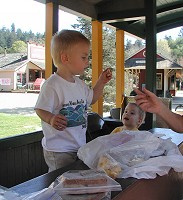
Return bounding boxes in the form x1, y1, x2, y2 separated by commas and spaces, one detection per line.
61, 53, 69, 64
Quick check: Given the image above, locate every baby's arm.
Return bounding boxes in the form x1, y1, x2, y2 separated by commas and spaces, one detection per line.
35, 109, 67, 131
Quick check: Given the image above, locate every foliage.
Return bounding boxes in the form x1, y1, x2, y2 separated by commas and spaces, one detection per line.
125, 39, 145, 59
164, 33, 183, 62
168, 37, 183, 62
157, 39, 171, 59
0, 113, 41, 138
11, 40, 27, 53
0, 23, 45, 54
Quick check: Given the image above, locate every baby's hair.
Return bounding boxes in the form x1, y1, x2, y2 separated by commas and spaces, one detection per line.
51, 29, 90, 67
127, 102, 146, 127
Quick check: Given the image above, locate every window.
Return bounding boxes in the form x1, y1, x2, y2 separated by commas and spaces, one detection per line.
156, 73, 162, 90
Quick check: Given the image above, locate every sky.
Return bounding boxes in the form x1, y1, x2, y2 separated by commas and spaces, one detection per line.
0, 0, 182, 42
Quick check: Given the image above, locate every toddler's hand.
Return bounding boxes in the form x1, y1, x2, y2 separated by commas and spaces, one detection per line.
100, 68, 112, 84
50, 114, 67, 131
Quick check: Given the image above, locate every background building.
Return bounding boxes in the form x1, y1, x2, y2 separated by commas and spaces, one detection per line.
0, 43, 45, 91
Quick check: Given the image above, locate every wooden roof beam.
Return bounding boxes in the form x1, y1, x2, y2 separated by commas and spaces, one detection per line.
97, 8, 145, 22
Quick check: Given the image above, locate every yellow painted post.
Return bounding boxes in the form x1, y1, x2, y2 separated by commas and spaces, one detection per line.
116, 29, 125, 108
45, 2, 58, 79
45, 3, 54, 79
91, 20, 103, 116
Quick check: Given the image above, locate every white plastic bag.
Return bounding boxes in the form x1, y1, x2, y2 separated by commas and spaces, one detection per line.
78, 132, 134, 169
77, 130, 183, 179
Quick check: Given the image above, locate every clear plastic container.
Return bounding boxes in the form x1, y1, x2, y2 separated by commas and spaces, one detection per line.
53, 169, 122, 195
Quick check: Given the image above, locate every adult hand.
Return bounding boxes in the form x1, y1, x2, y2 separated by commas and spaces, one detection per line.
134, 88, 163, 114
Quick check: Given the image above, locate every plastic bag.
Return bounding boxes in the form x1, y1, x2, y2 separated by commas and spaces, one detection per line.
0, 187, 21, 200
21, 188, 61, 200
77, 132, 134, 169
97, 153, 122, 179
78, 130, 183, 179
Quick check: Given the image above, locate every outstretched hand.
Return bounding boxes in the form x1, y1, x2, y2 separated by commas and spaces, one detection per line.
134, 88, 163, 114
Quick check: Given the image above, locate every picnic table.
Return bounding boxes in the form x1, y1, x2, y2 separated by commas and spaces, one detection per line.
10, 128, 183, 200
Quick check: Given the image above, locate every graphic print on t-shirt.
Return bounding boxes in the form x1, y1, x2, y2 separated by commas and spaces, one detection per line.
59, 104, 86, 127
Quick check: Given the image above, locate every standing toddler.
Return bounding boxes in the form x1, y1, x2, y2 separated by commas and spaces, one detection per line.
35, 30, 112, 171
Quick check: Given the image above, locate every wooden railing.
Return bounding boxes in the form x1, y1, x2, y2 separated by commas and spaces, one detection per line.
0, 119, 112, 188
0, 131, 48, 187
0, 117, 129, 188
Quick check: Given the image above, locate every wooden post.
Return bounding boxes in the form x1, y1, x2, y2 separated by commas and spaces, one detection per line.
45, 2, 58, 79
145, 0, 157, 129
91, 20, 103, 116
116, 29, 125, 108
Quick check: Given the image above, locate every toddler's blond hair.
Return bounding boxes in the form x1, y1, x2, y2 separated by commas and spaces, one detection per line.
51, 29, 90, 67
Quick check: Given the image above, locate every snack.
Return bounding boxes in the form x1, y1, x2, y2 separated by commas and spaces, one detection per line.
54, 169, 122, 194
62, 176, 107, 188
60, 169, 107, 188
97, 153, 122, 179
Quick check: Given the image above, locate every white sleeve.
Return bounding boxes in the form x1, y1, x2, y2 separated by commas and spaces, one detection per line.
34, 83, 60, 113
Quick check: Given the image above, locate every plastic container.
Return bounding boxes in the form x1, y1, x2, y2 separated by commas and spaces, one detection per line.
53, 169, 122, 194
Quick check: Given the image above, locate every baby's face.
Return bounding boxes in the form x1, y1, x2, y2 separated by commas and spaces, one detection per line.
122, 104, 141, 128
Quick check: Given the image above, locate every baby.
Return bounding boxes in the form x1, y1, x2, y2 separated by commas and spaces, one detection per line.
111, 103, 146, 133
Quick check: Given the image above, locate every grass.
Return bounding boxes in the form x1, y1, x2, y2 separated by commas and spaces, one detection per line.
0, 113, 42, 138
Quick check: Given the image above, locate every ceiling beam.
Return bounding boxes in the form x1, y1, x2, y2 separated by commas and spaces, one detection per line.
109, 21, 145, 39
158, 17, 183, 32
97, 8, 145, 22
96, 0, 144, 13
157, 2, 183, 14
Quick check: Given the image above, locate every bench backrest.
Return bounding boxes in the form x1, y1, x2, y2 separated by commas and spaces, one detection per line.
0, 131, 48, 187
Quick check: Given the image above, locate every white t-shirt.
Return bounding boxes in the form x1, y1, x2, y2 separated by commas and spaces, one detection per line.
35, 73, 93, 152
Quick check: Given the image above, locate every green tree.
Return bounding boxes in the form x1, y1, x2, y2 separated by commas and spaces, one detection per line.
11, 40, 27, 53
11, 23, 16, 33
72, 17, 92, 40
0, 24, 45, 50
0, 27, 7, 49
171, 37, 183, 61
157, 39, 171, 59
178, 27, 183, 37
125, 39, 145, 59
134, 39, 144, 49
16, 28, 24, 40
5, 29, 15, 48
125, 39, 133, 51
